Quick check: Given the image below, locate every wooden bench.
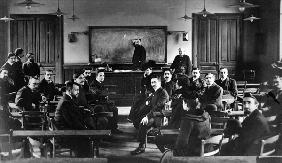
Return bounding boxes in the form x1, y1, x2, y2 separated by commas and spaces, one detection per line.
8, 130, 111, 158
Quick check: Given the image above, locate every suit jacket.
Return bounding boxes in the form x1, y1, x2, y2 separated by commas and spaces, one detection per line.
215, 77, 238, 98
174, 110, 211, 156
140, 73, 154, 94
22, 61, 40, 77
146, 87, 169, 119
38, 78, 60, 101
161, 80, 175, 99
54, 94, 87, 130
1, 62, 25, 91
236, 109, 270, 155
132, 45, 146, 65
90, 79, 108, 104
15, 86, 41, 111
200, 83, 223, 110
188, 77, 205, 99
170, 55, 192, 76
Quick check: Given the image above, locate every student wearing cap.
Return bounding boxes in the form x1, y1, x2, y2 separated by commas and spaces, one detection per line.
132, 39, 146, 70
131, 75, 169, 155
221, 93, 270, 155
170, 48, 192, 76
23, 52, 40, 78
215, 67, 238, 98
199, 73, 223, 111
90, 68, 122, 134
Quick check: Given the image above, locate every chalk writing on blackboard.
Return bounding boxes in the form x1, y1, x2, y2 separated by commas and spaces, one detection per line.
89, 26, 167, 63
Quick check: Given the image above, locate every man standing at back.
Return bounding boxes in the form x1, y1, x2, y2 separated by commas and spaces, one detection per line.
132, 39, 146, 70
170, 48, 192, 76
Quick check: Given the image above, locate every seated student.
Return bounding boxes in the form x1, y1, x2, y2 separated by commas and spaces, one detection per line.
155, 75, 190, 152
0, 68, 15, 111
73, 71, 107, 130
90, 69, 122, 134
188, 67, 205, 99
23, 53, 40, 78
161, 68, 175, 99
38, 70, 61, 101
83, 68, 93, 92
131, 75, 169, 155
215, 67, 238, 98
1, 53, 18, 90
173, 98, 211, 156
128, 62, 154, 126
221, 93, 270, 156
199, 73, 223, 111
54, 81, 92, 157
15, 77, 44, 111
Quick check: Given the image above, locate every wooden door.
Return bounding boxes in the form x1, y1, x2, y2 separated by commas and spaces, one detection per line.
10, 14, 63, 83
192, 14, 242, 79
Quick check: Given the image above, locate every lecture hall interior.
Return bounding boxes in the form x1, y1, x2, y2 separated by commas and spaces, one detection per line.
0, 0, 282, 163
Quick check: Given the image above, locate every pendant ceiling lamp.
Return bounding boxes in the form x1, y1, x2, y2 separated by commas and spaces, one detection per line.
228, 0, 259, 12
0, 16, 14, 22
68, 0, 79, 21
15, 0, 44, 9
196, 0, 213, 17
243, 15, 260, 22
49, 0, 66, 17
179, 0, 192, 21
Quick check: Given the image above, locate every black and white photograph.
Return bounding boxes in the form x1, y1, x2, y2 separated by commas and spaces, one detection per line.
0, 0, 282, 163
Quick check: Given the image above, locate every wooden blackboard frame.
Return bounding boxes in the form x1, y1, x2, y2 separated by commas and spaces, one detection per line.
88, 26, 167, 64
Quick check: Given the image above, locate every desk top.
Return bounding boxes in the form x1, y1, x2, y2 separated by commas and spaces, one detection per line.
12, 130, 111, 137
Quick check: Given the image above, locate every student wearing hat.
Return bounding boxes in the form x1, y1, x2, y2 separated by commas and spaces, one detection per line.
23, 52, 40, 78
170, 48, 192, 76
221, 93, 270, 155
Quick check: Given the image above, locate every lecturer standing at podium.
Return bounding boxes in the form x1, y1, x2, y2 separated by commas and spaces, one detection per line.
132, 39, 146, 70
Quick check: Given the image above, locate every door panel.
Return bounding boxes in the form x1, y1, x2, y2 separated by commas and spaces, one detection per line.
193, 14, 242, 78
10, 15, 63, 83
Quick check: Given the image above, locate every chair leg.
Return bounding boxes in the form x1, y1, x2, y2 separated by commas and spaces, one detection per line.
52, 138, 55, 158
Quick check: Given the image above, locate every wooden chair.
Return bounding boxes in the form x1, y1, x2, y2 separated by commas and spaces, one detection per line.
46, 117, 73, 158
260, 134, 280, 156
22, 111, 46, 130
201, 134, 224, 156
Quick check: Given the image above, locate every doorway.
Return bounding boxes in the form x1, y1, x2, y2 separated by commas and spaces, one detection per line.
192, 13, 242, 79
10, 14, 63, 83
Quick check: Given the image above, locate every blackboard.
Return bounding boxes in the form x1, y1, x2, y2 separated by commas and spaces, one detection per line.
89, 26, 167, 64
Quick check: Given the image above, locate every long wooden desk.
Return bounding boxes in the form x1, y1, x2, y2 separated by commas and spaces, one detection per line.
9, 130, 111, 158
